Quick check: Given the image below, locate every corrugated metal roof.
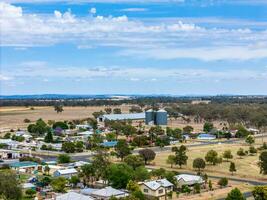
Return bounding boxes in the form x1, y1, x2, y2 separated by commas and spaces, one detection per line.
101, 113, 145, 121
56, 168, 77, 175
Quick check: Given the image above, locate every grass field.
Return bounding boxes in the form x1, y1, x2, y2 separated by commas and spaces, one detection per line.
0, 106, 226, 133
154, 138, 267, 180
0, 106, 131, 132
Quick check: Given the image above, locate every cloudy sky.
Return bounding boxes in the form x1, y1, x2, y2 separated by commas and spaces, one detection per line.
1, 0, 267, 95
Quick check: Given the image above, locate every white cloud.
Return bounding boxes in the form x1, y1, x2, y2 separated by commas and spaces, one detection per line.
120, 8, 148, 12
90, 7, 96, 15
120, 46, 267, 61
0, 74, 13, 81
1, 2, 267, 61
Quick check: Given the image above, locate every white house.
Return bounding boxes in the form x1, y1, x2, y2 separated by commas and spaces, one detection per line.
53, 168, 78, 178
139, 179, 173, 200
56, 191, 94, 200
0, 139, 19, 149
175, 174, 204, 187
89, 186, 128, 200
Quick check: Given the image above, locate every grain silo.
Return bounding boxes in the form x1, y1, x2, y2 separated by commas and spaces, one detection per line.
145, 109, 154, 125
156, 109, 167, 125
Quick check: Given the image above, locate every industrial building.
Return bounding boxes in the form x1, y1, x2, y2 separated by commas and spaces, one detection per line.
98, 113, 145, 122
145, 109, 168, 126
97, 109, 167, 126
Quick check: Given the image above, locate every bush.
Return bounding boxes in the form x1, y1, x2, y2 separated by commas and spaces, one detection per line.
24, 118, 31, 123
25, 188, 36, 197
218, 177, 228, 187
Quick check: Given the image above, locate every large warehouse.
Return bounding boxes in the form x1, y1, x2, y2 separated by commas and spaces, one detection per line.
98, 109, 168, 126
97, 113, 145, 122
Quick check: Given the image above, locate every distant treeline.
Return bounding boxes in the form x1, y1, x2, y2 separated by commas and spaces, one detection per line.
0, 96, 267, 107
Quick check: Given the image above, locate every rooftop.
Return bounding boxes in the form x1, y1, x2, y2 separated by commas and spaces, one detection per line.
100, 113, 145, 121
10, 161, 39, 168
56, 168, 78, 175
56, 191, 94, 200
90, 186, 127, 198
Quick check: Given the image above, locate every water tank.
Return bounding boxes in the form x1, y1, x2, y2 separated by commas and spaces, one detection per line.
145, 109, 154, 125
156, 109, 167, 125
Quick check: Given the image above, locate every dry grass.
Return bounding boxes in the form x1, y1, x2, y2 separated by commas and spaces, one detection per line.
0, 105, 131, 132
154, 138, 267, 180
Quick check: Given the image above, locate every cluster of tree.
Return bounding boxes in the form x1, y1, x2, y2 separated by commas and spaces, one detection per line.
62, 141, 84, 153
27, 118, 50, 136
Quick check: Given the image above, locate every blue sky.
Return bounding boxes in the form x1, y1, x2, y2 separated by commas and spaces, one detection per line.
1, 0, 267, 95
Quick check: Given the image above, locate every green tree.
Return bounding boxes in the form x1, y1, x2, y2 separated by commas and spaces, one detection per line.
44, 165, 50, 175
107, 163, 133, 189
25, 189, 36, 198
245, 135, 255, 145
166, 155, 176, 168
133, 166, 150, 181
208, 180, 213, 191
183, 126, 193, 133
126, 180, 140, 192
124, 155, 144, 170
229, 162, 236, 175
75, 141, 84, 152
54, 104, 64, 113
0, 171, 22, 200
69, 176, 80, 188
105, 107, 112, 114
173, 145, 188, 168
106, 132, 117, 141
80, 164, 96, 186
62, 141, 76, 153
203, 122, 214, 132
225, 188, 245, 200
193, 158, 206, 172
51, 177, 67, 192
115, 139, 131, 161
44, 130, 53, 143
92, 111, 104, 119
194, 183, 201, 194
223, 150, 233, 161
218, 177, 228, 187
57, 154, 71, 164
3, 132, 11, 139
139, 149, 156, 165
52, 121, 68, 130
205, 150, 220, 165
113, 108, 122, 114
252, 186, 267, 200
237, 148, 246, 158
259, 151, 267, 175
249, 146, 257, 155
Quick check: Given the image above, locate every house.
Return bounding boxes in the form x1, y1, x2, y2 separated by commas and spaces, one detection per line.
76, 124, 92, 130
197, 133, 216, 140
100, 141, 118, 148
139, 179, 173, 200
53, 168, 78, 178
56, 191, 94, 200
0, 139, 19, 149
10, 161, 41, 173
175, 174, 204, 187
89, 186, 129, 199
248, 128, 260, 134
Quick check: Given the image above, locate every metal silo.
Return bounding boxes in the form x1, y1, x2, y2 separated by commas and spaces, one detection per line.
145, 109, 154, 125
156, 109, 167, 125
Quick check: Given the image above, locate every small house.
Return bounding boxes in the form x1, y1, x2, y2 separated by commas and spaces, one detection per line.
53, 168, 78, 178
56, 191, 94, 200
89, 186, 129, 200
139, 179, 174, 200
10, 161, 40, 173
197, 133, 216, 140
175, 174, 204, 187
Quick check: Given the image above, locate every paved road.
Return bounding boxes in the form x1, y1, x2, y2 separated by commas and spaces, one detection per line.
37, 134, 267, 162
